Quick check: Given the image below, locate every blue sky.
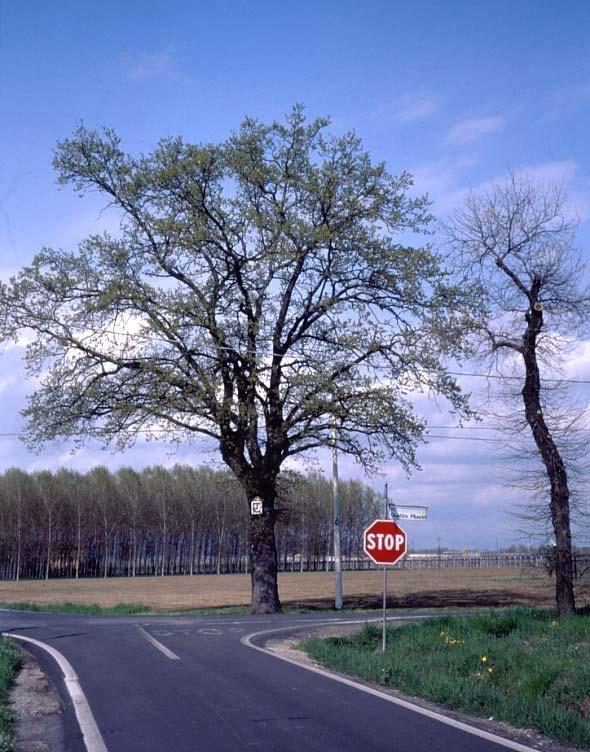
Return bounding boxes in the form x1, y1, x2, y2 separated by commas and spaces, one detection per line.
1, 1, 589, 549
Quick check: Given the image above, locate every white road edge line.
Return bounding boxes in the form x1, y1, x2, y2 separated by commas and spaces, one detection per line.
241, 623, 539, 752
135, 625, 180, 660
3, 632, 108, 752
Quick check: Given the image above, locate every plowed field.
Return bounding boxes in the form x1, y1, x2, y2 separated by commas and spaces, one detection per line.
0, 567, 587, 611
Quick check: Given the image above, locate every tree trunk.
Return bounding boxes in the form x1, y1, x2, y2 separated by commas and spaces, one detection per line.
161, 517, 167, 577
522, 300, 575, 616
216, 523, 224, 576
103, 516, 109, 579
15, 515, 21, 583
189, 519, 195, 576
249, 509, 280, 614
132, 507, 137, 577
75, 499, 81, 580
46, 513, 52, 581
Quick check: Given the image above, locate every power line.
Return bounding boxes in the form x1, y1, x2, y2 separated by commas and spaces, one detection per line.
0, 430, 536, 446
426, 434, 506, 444
22, 328, 590, 385
445, 370, 590, 385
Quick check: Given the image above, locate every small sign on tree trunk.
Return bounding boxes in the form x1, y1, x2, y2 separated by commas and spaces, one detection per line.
250, 497, 263, 516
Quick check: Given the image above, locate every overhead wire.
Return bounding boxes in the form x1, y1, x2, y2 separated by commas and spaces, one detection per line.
39, 326, 590, 386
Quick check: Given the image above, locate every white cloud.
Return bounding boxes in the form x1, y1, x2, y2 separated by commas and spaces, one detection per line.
123, 51, 182, 83
562, 340, 590, 381
515, 160, 578, 185
446, 116, 505, 146
415, 158, 588, 221
372, 94, 442, 126
395, 94, 441, 124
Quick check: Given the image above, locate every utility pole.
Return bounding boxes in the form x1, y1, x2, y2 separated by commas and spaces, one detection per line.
332, 427, 343, 610
382, 482, 388, 652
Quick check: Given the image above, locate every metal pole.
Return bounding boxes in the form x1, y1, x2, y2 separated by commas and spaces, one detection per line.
332, 427, 343, 610
382, 482, 388, 653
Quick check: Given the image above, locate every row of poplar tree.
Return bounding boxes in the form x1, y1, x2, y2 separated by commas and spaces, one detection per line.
0, 465, 384, 580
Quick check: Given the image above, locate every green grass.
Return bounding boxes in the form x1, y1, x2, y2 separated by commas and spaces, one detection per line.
301, 608, 590, 749
0, 601, 444, 617
0, 601, 151, 616
0, 638, 22, 752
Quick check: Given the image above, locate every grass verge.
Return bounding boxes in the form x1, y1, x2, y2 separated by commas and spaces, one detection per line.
301, 608, 590, 749
0, 601, 151, 616
0, 638, 22, 752
0, 600, 434, 617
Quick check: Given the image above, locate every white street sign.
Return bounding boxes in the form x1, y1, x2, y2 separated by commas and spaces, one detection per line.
387, 503, 428, 521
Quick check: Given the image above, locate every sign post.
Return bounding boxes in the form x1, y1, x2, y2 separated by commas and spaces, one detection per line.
363, 511, 407, 652
383, 484, 388, 653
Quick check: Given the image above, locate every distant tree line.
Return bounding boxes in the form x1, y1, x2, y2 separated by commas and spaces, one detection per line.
0, 465, 383, 580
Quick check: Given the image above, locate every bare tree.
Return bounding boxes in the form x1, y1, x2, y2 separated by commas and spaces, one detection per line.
33, 470, 59, 580
116, 467, 143, 577
55, 469, 85, 580
444, 173, 590, 616
144, 467, 174, 577
2, 468, 30, 582
87, 466, 120, 578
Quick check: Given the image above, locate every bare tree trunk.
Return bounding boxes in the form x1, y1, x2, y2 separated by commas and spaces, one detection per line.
522, 301, 575, 616
15, 526, 21, 583
75, 498, 81, 580
216, 521, 224, 576
103, 514, 108, 579
161, 512, 167, 577
132, 525, 137, 577
15, 502, 21, 583
299, 511, 305, 573
216, 498, 226, 576
189, 519, 195, 576
45, 512, 52, 580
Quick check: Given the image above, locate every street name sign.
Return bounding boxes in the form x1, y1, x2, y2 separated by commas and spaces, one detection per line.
387, 503, 428, 521
363, 519, 407, 566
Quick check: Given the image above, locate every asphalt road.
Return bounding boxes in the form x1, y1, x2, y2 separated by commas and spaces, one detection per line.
0, 609, 534, 752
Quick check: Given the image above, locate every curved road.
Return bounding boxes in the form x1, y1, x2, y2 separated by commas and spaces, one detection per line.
1, 609, 536, 752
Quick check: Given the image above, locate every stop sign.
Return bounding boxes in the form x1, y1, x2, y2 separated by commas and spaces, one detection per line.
363, 519, 407, 565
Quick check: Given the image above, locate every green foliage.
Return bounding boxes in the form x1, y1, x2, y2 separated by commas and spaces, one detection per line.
302, 608, 590, 748
1, 106, 477, 478
0, 638, 22, 752
0, 602, 150, 615
0, 106, 479, 611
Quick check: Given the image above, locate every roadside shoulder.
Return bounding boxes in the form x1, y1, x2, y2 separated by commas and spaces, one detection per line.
262, 622, 582, 752
10, 645, 65, 752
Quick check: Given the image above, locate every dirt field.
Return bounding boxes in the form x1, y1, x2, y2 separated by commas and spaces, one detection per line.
0, 567, 587, 611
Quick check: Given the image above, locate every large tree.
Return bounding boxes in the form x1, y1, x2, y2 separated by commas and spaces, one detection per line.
444, 173, 590, 616
0, 107, 474, 612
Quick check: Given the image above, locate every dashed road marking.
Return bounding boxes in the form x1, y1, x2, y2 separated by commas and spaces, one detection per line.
136, 625, 180, 660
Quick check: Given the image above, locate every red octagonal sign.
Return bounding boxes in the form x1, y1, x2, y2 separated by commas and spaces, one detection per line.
363, 519, 407, 566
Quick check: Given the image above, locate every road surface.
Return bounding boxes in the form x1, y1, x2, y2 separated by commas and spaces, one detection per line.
0, 609, 536, 752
